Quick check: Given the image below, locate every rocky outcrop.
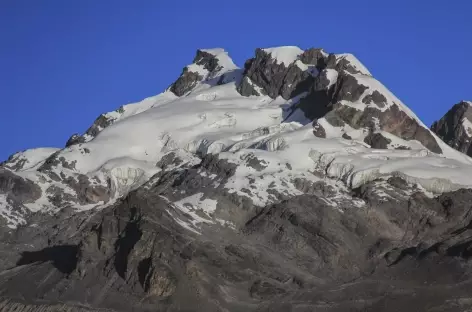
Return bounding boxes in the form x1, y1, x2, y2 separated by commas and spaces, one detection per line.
65, 133, 86, 147
3, 164, 472, 311
364, 132, 391, 149
237, 48, 317, 99
297, 70, 442, 153
64, 113, 118, 148
170, 49, 237, 96
0, 169, 41, 204
431, 101, 472, 156
236, 46, 442, 154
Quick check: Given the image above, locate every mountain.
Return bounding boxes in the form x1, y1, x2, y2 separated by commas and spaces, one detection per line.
1, 46, 472, 311
431, 101, 472, 156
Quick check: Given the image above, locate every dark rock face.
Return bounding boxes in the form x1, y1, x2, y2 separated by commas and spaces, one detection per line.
65, 134, 86, 147
236, 47, 442, 154
65, 113, 117, 147
297, 70, 442, 153
299, 48, 328, 68
431, 101, 472, 156
0, 169, 42, 204
362, 90, 388, 108
169, 50, 227, 97
380, 104, 442, 153
39, 152, 77, 173
364, 132, 391, 149
332, 71, 368, 102
237, 48, 315, 100
84, 114, 115, 139
63, 174, 110, 205
169, 68, 203, 97
3, 169, 472, 311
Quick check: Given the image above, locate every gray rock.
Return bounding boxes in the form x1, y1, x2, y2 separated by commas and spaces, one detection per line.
332, 71, 369, 103
237, 48, 314, 100
2, 159, 472, 311
364, 132, 392, 149
169, 50, 229, 97
431, 101, 472, 156
0, 169, 42, 204
65, 134, 86, 147
169, 68, 203, 97
362, 90, 388, 108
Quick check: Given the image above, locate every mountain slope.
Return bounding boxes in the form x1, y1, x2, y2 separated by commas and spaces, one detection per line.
1, 46, 472, 311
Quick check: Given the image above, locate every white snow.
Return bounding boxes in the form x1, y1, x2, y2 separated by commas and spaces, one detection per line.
2, 148, 59, 171
262, 46, 304, 66
324, 69, 339, 88
295, 60, 319, 76
462, 118, 472, 137
174, 193, 218, 216
0, 195, 26, 229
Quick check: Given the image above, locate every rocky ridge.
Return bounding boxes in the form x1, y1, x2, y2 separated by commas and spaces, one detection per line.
432, 101, 472, 156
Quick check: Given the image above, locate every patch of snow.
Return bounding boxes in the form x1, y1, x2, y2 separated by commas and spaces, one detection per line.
174, 193, 218, 216
462, 117, 472, 137
262, 46, 304, 66
324, 69, 339, 88
295, 60, 319, 76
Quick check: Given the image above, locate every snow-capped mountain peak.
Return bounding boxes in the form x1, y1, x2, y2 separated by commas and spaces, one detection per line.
1, 45, 472, 230
3, 45, 472, 312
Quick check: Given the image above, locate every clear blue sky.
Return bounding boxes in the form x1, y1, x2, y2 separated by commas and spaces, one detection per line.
1, 0, 471, 160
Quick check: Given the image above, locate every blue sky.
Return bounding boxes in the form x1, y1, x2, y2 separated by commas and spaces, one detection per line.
1, 0, 471, 160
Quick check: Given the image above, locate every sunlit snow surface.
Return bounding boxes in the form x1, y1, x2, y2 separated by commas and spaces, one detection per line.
39, 81, 472, 193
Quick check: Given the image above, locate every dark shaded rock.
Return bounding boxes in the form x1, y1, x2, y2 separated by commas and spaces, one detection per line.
299, 48, 328, 69
364, 132, 392, 149
238, 76, 263, 96
380, 104, 442, 153
3, 169, 472, 311
85, 114, 115, 139
312, 120, 326, 138
328, 53, 371, 76
156, 152, 184, 170
237, 48, 314, 100
332, 71, 369, 103
244, 154, 268, 171
17, 245, 79, 274
431, 101, 472, 156
0, 169, 42, 204
363, 90, 388, 108
387, 176, 409, 190
342, 133, 352, 140
63, 174, 110, 205
37, 152, 77, 174
169, 50, 227, 97
169, 68, 203, 97
199, 154, 238, 178
65, 133, 86, 147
